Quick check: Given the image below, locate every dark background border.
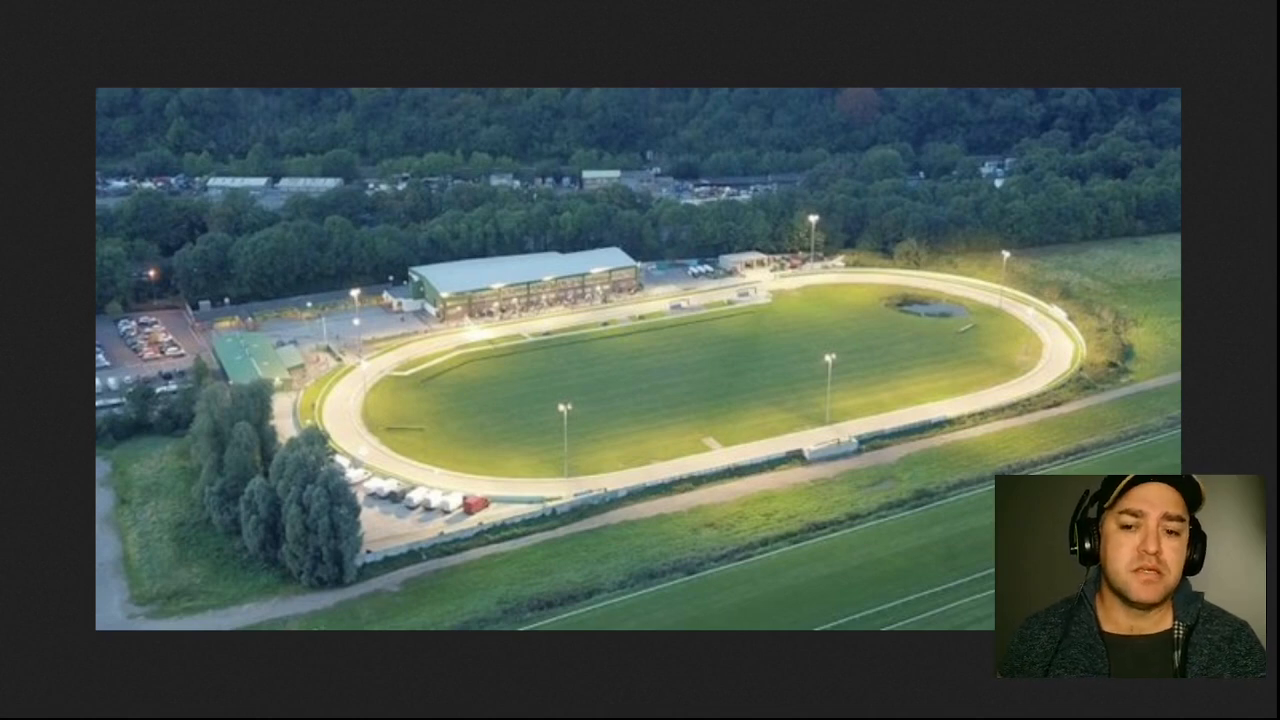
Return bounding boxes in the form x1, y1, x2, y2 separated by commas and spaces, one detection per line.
5, 0, 1275, 717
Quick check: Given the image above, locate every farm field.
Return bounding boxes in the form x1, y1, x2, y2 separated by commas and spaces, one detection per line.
521, 487, 994, 631
1033, 427, 1181, 475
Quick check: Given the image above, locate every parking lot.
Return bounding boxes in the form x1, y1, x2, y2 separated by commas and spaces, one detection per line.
95, 309, 212, 393
253, 305, 431, 354
348, 479, 529, 554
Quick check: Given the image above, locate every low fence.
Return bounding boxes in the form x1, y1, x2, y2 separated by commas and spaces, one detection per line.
357, 447, 804, 566
191, 283, 396, 324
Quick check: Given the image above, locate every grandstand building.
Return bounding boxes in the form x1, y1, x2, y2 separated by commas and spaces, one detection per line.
407, 247, 642, 321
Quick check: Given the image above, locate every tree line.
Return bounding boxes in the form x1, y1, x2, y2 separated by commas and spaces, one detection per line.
96, 118, 1180, 312
97, 360, 364, 589
188, 380, 363, 588
97, 88, 1180, 180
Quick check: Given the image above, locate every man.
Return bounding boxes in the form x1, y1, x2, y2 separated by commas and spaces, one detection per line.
998, 474, 1267, 678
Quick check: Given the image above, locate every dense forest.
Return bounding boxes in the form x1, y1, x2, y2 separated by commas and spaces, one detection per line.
96, 88, 1180, 311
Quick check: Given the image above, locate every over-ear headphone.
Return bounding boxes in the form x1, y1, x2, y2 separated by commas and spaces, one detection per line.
1067, 479, 1207, 577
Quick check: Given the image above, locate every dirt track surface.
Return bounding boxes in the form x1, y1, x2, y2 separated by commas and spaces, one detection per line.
320, 269, 1086, 500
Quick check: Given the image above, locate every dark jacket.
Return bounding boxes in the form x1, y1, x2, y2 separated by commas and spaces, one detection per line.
998, 566, 1267, 678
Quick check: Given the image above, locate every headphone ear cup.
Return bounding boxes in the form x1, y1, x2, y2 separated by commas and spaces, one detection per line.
1184, 518, 1206, 576
1076, 518, 1100, 567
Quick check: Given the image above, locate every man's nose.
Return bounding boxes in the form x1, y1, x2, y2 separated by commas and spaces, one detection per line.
1139, 526, 1163, 556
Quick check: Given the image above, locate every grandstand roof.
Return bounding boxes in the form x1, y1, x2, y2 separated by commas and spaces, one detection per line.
409, 247, 638, 296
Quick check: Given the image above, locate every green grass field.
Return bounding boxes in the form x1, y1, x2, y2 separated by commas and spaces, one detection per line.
1033, 428, 1182, 475
253, 381, 1178, 631
881, 233, 1180, 383
1016, 234, 1181, 381
297, 363, 353, 430
364, 284, 1041, 477
103, 436, 300, 617
522, 487, 994, 630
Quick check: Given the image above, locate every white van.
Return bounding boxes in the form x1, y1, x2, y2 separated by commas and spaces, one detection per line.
440, 492, 464, 513
404, 487, 431, 508
424, 490, 445, 510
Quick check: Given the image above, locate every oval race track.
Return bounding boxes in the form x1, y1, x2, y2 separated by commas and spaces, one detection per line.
319, 269, 1085, 500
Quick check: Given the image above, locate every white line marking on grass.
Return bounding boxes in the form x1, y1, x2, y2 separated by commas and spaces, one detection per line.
702, 437, 722, 450
517, 483, 993, 630
813, 569, 994, 631
879, 589, 994, 630
1032, 428, 1182, 474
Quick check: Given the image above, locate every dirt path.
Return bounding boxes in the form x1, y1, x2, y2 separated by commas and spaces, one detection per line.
96, 456, 142, 630
110, 372, 1180, 630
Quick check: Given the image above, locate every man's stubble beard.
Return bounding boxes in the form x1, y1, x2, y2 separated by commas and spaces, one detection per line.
1100, 560, 1175, 613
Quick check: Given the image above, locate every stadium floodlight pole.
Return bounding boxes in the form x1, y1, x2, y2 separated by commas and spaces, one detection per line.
823, 353, 837, 424
807, 214, 820, 266
999, 250, 1012, 310
353, 317, 362, 359
558, 402, 573, 478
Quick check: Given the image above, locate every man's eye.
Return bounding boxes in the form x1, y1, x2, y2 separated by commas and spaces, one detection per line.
1165, 530, 1181, 537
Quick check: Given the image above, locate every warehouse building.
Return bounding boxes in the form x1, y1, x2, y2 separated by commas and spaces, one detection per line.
718, 251, 770, 272
205, 176, 271, 197
407, 247, 642, 322
275, 177, 345, 194
382, 285, 427, 313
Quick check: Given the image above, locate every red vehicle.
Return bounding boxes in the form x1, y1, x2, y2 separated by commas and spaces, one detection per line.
463, 495, 490, 515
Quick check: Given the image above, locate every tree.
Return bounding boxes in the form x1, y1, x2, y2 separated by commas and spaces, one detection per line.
191, 355, 211, 388
206, 421, 263, 534
228, 380, 278, 468
189, 382, 231, 469
788, 216, 828, 257
281, 466, 362, 587
96, 239, 132, 312
195, 456, 221, 506
124, 383, 156, 430
855, 146, 907, 183
893, 237, 928, 268
320, 149, 359, 181
239, 475, 281, 565
269, 427, 331, 508
836, 88, 882, 128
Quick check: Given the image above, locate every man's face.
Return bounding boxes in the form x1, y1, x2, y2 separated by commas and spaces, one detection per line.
1099, 482, 1190, 609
